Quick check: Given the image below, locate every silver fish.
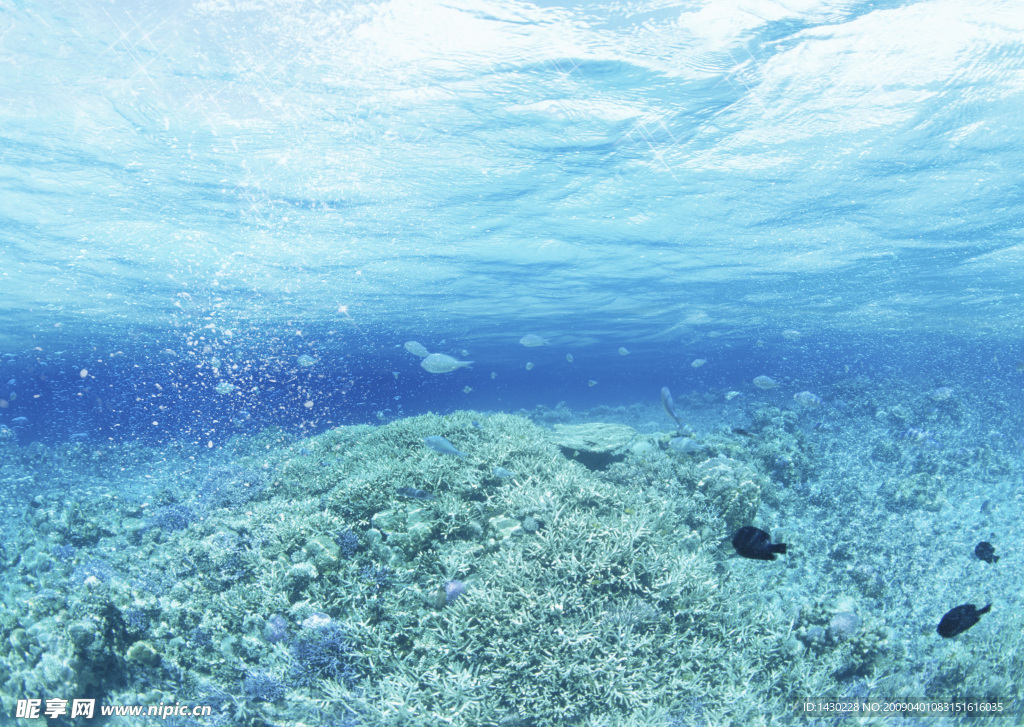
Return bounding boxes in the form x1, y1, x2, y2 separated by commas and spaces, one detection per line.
423, 435, 467, 458
669, 437, 702, 454
420, 353, 472, 373
661, 387, 682, 426
492, 467, 514, 478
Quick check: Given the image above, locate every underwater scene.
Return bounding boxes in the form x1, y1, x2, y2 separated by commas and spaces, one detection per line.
2, 0, 1023, 725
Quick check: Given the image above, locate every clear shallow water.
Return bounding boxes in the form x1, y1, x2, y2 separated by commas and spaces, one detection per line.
2, 0, 1024, 439
1, 1, 1024, 725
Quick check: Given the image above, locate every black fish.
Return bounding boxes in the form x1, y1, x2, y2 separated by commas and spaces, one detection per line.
937, 603, 991, 638
732, 526, 787, 561
396, 486, 436, 501
974, 541, 999, 564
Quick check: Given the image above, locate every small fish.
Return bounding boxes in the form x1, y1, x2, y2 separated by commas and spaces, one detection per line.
12, 416, 28, 423
565, 354, 573, 363
732, 427, 752, 437
587, 379, 597, 387
397, 486, 436, 501
492, 467, 514, 478
420, 353, 473, 373
974, 541, 999, 564
793, 391, 823, 408
732, 526, 787, 561
519, 334, 548, 347
669, 437, 702, 454
525, 362, 534, 371
661, 386, 682, 426
937, 603, 991, 638
753, 375, 779, 389
690, 359, 706, 368
930, 387, 954, 402
618, 347, 629, 356
423, 435, 467, 458
471, 421, 482, 429
404, 341, 430, 357
463, 386, 473, 394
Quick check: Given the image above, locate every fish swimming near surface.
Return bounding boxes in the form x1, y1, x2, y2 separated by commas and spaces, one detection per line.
974, 541, 999, 564
519, 334, 548, 347
423, 435, 467, 458
396, 486, 437, 501
404, 341, 430, 357
937, 603, 991, 638
732, 526, 787, 561
661, 387, 682, 427
420, 353, 473, 373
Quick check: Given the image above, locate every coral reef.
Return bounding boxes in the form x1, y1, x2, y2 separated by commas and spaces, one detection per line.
1, 396, 1020, 726
548, 422, 637, 470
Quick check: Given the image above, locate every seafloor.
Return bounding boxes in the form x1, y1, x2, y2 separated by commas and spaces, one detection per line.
0, 376, 1020, 726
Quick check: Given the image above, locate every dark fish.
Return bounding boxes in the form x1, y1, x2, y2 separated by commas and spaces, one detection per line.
732, 427, 752, 437
396, 486, 436, 501
974, 541, 999, 564
937, 603, 991, 638
732, 526, 787, 561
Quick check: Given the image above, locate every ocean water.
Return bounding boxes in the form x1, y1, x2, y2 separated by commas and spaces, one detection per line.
1, 1, 1023, 725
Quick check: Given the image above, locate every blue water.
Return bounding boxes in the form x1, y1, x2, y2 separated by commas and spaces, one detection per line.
3, 0, 1024, 445
2, 1, 1024, 724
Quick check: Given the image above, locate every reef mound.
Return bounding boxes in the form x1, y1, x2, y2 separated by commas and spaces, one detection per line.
549, 422, 637, 470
